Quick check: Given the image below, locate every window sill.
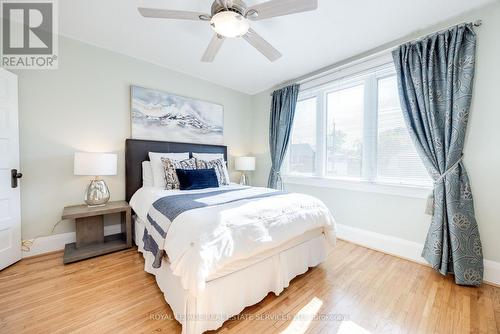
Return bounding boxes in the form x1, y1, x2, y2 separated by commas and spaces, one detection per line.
282, 175, 432, 199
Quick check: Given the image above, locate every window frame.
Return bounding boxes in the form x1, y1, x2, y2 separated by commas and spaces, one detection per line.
283, 55, 432, 198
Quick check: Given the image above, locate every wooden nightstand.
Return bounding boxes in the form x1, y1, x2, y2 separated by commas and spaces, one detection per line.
62, 200, 132, 264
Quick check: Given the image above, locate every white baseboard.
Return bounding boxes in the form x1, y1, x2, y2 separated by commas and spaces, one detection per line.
22, 223, 123, 258
336, 223, 500, 287
484, 260, 500, 286
336, 224, 427, 264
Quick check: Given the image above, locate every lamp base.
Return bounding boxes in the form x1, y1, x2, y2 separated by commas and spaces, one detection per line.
84, 178, 110, 207
86, 203, 107, 208
239, 173, 249, 186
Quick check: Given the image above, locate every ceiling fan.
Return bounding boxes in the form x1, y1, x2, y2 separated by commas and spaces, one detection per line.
138, 0, 318, 62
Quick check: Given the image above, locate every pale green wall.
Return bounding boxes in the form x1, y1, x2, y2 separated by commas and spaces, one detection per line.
249, 2, 500, 262
15, 36, 253, 239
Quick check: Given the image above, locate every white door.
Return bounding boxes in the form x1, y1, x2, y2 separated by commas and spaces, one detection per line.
0, 68, 21, 270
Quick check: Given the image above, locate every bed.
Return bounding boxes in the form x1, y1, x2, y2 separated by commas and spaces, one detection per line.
125, 139, 336, 334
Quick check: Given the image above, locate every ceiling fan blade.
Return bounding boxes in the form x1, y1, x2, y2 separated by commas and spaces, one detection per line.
242, 28, 282, 62
138, 7, 210, 21
201, 34, 225, 62
246, 0, 318, 20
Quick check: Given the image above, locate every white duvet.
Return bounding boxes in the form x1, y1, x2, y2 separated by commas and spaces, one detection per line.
130, 184, 336, 296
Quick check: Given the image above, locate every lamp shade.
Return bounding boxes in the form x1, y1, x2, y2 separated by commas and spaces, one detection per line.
74, 152, 117, 176
235, 156, 256, 171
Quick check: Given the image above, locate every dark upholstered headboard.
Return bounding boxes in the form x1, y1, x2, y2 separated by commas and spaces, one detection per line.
125, 139, 228, 202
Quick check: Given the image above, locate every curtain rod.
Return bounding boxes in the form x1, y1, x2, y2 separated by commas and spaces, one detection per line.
407, 19, 482, 44
271, 19, 483, 94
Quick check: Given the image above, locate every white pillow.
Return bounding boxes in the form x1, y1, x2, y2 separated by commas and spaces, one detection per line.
142, 161, 154, 187
148, 152, 189, 188
192, 153, 225, 161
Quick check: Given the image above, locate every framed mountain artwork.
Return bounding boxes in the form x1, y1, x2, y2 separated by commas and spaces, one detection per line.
130, 86, 224, 145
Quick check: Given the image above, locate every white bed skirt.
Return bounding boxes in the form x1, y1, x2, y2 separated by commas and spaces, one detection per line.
135, 218, 330, 334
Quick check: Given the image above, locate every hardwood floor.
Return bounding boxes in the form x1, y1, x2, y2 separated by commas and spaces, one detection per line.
1, 240, 499, 333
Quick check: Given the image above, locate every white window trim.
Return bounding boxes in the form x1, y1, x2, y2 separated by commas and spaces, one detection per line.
283, 53, 432, 199
283, 175, 431, 199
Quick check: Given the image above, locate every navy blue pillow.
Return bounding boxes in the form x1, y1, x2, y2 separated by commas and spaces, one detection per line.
176, 168, 219, 190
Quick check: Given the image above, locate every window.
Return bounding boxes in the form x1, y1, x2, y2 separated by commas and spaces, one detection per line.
376, 76, 429, 185
287, 97, 317, 175
285, 58, 432, 189
326, 84, 364, 179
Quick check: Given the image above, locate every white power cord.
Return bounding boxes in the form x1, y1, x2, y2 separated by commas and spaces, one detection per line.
21, 220, 64, 252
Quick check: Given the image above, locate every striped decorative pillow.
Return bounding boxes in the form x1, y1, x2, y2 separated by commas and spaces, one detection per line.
195, 158, 230, 186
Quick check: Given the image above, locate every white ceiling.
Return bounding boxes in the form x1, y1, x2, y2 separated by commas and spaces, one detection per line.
59, 0, 494, 95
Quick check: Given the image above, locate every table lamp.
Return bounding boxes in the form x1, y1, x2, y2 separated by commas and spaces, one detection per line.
235, 156, 255, 186
74, 152, 117, 207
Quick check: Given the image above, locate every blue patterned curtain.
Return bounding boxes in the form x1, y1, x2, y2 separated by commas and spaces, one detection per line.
393, 23, 483, 286
268, 84, 300, 189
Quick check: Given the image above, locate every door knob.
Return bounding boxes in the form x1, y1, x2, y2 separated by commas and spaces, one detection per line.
11, 169, 22, 188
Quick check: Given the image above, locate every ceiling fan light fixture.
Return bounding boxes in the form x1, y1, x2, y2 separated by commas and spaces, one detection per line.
210, 11, 249, 38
